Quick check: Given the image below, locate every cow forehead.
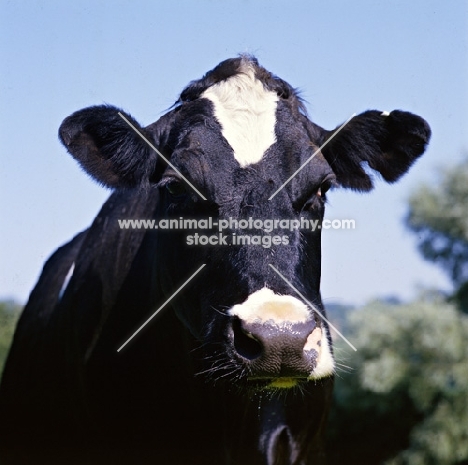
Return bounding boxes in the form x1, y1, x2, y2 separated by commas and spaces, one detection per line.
201, 62, 279, 168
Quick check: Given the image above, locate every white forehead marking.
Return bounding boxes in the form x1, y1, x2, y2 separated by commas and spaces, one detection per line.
202, 63, 278, 167
308, 327, 335, 380
229, 287, 310, 325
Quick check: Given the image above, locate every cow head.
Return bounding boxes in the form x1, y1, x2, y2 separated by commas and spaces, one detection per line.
59, 56, 430, 391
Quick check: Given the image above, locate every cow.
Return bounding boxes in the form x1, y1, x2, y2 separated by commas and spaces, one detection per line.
0, 55, 430, 465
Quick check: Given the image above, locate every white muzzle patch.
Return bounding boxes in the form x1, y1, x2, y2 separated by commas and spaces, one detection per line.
228, 287, 311, 325
308, 328, 335, 380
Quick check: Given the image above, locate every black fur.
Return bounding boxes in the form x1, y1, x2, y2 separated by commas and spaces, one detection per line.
0, 56, 430, 465
59, 105, 159, 188
314, 110, 431, 191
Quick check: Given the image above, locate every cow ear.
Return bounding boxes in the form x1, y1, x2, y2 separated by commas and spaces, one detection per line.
318, 110, 431, 191
59, 105, 159, 188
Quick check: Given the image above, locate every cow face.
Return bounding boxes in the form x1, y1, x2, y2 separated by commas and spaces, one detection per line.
59, 56, 430, 390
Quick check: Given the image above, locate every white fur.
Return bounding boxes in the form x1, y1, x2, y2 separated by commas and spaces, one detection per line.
229, 287, 311, 324
59, 262, 75, 300
304, 326, 322, 352
202, 62, 278, 167
308, 328, 335, 380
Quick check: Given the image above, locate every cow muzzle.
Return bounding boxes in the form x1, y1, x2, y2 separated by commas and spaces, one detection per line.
227, 288, 334, 388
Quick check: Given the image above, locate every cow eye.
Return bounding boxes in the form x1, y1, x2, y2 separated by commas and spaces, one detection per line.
314, 185, 327, 200
316, 185, 326, 198
317, 177, 335, 198
165, 179, 187, 197
298, 177, 335, 211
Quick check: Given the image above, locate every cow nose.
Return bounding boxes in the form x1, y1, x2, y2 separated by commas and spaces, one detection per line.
231, 317, 264, 360
230, 316, 320, 377
227, 288, 324, 378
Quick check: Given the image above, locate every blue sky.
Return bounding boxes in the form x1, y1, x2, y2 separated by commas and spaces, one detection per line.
1, 0, 467, 306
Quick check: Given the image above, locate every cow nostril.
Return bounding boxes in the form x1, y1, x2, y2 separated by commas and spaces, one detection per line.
232, 318, 263, 360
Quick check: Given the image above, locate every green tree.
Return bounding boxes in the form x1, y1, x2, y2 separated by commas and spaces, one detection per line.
328, 296, 468, 465
327, 156, 468, 463
0, 300, 22, 377
406, 156, 468, 310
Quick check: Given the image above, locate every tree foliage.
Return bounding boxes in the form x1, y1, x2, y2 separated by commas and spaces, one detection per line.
0, 301, 22, 377
406, 157, 468, 294
328, 296, 468, 465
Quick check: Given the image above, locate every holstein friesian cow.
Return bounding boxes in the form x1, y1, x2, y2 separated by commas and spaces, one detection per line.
0, 56, 430, 465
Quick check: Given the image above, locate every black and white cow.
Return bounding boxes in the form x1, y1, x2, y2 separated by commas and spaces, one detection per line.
0, 56, 430, 465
